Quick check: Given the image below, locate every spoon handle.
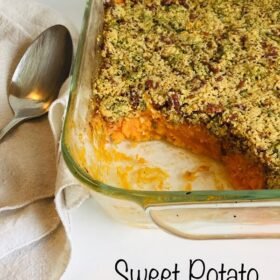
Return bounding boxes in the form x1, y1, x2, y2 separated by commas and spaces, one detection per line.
0, 117, 25, 141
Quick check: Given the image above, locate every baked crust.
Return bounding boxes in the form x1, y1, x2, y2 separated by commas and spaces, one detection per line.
92, 0, 280, 188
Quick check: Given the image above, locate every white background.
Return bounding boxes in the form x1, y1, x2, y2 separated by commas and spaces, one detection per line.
37, 0, 280, 279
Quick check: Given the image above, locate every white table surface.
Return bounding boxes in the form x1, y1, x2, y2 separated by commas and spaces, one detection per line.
37, 0, 280, 279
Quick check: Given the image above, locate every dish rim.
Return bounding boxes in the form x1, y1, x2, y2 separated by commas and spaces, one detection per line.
61, 0, 280, 207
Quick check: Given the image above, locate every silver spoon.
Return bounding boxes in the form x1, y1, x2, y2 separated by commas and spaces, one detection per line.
0, 24, 73, 141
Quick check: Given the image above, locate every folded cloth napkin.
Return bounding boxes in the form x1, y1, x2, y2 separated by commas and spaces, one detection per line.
0, 0, 89, 278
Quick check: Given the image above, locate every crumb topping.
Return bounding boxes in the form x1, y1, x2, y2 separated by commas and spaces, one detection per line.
92, 0, 280, 186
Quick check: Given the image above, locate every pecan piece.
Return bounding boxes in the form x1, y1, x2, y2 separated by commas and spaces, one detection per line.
161, 0, 173, 6
178, 0, 189, 9
240, 35, 247, 49
189, 13, 198, 21
170, 92, 181, 112
205, 103, 224, 114
236, 80, 245, 90
145, 80, 158, 90
265, 46, 278, 58
129, 90, 140, 109
208, 63, 219, 74
216, 76, 223, 82
145, 80, 153, 90
191, 77, 206, 91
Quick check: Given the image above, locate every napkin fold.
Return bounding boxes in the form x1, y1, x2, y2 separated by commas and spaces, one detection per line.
0, 0, 90, 278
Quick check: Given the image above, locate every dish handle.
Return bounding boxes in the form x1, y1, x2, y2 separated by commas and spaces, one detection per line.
145, 201, 280, 239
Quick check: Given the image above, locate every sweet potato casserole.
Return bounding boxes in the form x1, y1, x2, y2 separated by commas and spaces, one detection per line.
90, 0, 280, 190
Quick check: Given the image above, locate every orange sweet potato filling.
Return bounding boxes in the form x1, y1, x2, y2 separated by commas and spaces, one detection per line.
95, 112, 265, 190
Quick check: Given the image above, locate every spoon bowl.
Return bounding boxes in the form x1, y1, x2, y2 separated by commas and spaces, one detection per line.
0, 24, 73, 141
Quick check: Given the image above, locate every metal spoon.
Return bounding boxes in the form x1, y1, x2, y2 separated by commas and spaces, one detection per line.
0, 24, 73, 141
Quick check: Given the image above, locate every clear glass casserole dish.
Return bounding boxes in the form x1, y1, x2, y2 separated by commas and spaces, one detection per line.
62, 0, 280, 239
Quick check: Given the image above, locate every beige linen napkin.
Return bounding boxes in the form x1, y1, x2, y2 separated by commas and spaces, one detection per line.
0, 0, 89, 278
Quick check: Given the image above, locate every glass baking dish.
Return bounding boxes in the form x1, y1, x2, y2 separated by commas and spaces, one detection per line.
61, 0, 280, 239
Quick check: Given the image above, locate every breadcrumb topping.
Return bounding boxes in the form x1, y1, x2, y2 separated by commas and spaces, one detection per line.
92, 0, 280, 188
